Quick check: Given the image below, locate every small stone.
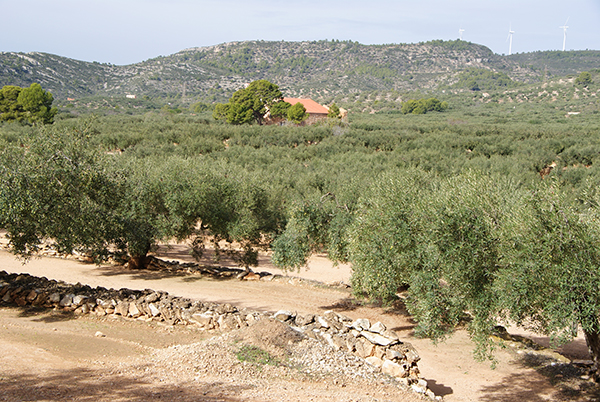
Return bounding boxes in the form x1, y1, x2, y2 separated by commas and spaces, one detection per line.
128, 302, 141, 318
382, 359, 408, 378
72, 295, 89, 307
295, 314, 315, 326
352, 318, 370, 331
115, 301, 129, 316
95, 331, 106, 337
148, 303, 160, 317
48, 293, 61, 303
370, 321, 386, 334
26, 290, 38, 302
145, 293, 160, 303
59, 294, 74, 307
191, 312, 214, 328
386, 349, 405, 361
317, 316, 330, 328
365, 356, 383, 368
361, 330, 397, 346
274, 310, 294, 322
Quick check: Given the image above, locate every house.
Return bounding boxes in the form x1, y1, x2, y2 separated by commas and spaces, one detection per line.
283, 97, 330, 124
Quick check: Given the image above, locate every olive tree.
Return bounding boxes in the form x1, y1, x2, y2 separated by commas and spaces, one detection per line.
349, 170, 600, 378
0, 123, 123, 261
0, 123, 282, 271
498, 181, 600, 380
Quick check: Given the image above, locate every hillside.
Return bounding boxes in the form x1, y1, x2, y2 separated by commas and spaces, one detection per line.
0, 40, 536, 101
1, 40, 598, 107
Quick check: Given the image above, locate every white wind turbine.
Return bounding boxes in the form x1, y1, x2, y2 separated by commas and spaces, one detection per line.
560, 18, 569, 51
507, 25, 515, 55
459, 28, 465, 40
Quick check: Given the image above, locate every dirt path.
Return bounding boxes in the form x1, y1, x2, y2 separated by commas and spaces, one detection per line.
1, 249, 595, 401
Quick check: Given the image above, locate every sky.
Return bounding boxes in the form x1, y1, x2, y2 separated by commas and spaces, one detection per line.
2, 0, 599, 65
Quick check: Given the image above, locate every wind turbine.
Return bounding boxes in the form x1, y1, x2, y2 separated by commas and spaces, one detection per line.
507, 25, 515, 55
459, 28, 465, 41
560, 18, 569, 51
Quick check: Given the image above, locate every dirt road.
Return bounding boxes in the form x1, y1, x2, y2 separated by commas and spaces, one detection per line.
1, 249, 595, 401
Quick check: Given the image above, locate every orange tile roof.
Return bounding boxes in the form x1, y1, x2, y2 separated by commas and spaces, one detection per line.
283, 98, 329, 115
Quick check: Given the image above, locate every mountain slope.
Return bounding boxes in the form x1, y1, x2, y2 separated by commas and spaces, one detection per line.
1, 40, 595, 103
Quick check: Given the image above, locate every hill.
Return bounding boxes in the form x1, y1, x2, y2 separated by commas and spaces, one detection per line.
1, 40, 598, 107
0, 40, 534, 101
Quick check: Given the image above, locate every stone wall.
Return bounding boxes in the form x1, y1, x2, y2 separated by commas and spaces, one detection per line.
0, 270, 438, 400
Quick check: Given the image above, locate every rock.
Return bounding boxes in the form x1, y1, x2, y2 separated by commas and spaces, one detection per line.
25, 290, 38, 302
218, 314, 240, 330
382, 329, 400, 342
72, 295, 89, 307
274, 310, 294, 322
59, 294, 74, 307
48, 293, 61, 303
317, 316, 330, 328
115, 301, 129, 316
148, 303, 161, 317
145, 293, 160, 303
352, 318, 370, 331
382, 359, 408, 378
374, 346, 386, 359
411, 379, 428, 394
191, 312, 214, 328
361, 330, 397, 347
365, 356, 383, 368
386, 349, 405, 361
346, 336, 357, 353
128, 302, 141, 318
370, 321, 386, 334
402, 343, 421, 364
330, 334, 348, 351
215, 303, 236, 314
95, 331, 106, 338
2, 292, 12, 303
260, 274, 274, 281
357, 338, 375, 358
295, 314, 315, 326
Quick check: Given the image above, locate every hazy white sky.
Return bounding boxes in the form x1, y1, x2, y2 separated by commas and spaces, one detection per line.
2, 0, 599, 65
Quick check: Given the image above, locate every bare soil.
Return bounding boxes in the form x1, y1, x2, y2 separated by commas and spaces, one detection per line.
1, 246, 599, 401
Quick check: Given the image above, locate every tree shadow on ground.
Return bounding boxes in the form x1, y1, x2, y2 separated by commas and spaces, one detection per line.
10, 306, 78, 323
320, 298, 361, 312
425, 378, 453, 397
0, 367, 250, 402
94, 266, 190, 281
479, 353, 600, 402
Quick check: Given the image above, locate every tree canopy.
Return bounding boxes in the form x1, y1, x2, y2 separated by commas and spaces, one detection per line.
213, 80, 283, 125
0, 83, 57, 124
286, 102, 308, 124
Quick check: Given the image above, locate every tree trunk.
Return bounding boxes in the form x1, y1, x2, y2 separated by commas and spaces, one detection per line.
128, 254, 149, 270
583, 328, 600, 382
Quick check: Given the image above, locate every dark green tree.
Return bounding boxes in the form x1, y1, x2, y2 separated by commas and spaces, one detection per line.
0, 83, 57, 124
216, 80, 283, 125
269, 101, 291, 120
327, 103, 341, 119
0, 86, 24, 122
287, 102, 308, 124
575, 71, 593, 87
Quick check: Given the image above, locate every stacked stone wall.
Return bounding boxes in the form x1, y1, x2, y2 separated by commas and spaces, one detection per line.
0, 270, 438, 400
